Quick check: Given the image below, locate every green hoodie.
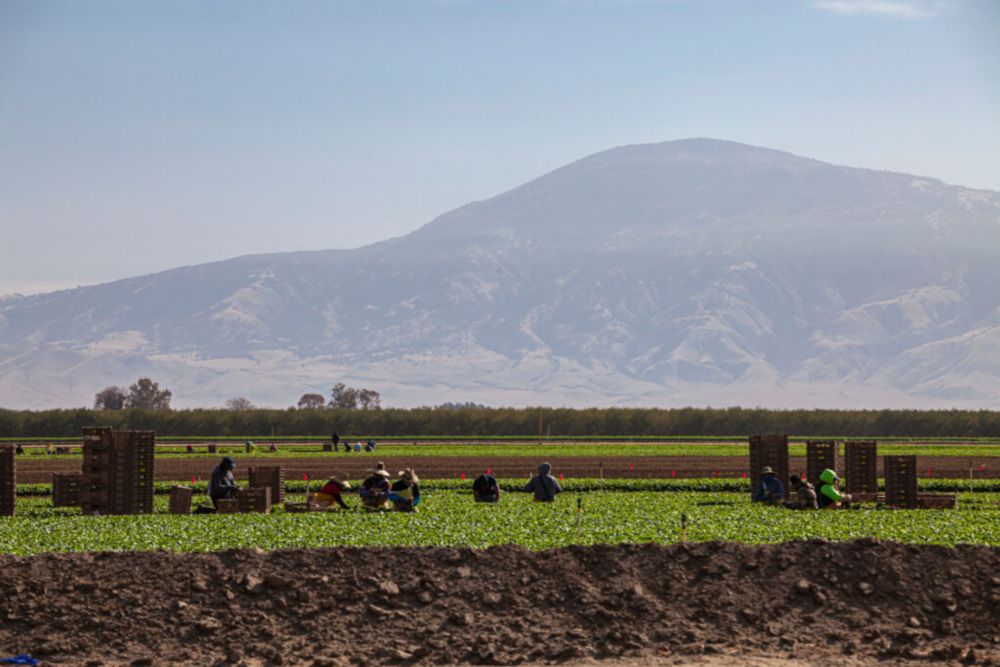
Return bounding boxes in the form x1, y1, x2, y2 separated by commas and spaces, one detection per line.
818, 468, 844, 505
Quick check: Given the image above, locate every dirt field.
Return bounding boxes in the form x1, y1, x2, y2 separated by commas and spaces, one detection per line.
0, 541, 997, 666
13, 454, 1000, 484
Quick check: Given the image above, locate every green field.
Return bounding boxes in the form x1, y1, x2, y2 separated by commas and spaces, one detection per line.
2, 490, 998, 555
13, 442, 1000, 459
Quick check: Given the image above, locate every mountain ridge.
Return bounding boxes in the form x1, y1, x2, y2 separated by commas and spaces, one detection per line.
2, 138, 998, 409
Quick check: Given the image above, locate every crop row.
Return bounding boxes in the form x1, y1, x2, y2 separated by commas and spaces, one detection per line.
12, 477, 1000, 498
1, 491, 998, 555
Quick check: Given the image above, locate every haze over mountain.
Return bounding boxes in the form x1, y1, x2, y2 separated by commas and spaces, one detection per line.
2, 139, 999, 409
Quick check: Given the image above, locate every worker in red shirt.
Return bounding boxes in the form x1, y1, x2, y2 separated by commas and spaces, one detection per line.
314, 475, 352, 510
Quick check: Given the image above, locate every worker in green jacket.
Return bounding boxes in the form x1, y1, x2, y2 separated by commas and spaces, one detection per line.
817, 468, 853, 509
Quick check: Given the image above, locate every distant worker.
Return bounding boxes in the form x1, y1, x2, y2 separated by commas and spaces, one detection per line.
14, 444, 24, 455
268, 442, 278, 452
45, 443, 53, 456
360, 465, 391, 510
473, 472, 501, 503
817, 469, 852, 509
353, 442, 362, 453
343, 438, 353, 453
314, 475, 352, 510
752, 467, 785, 504
365, 440, 377, 452
244, 440, 255, 454
390, 469, 421, 512
208, 456, 238, 508
186, 444, 194, 453
525, 463, 562, 502
331, 431, 340, 449
785, 475, 818, 510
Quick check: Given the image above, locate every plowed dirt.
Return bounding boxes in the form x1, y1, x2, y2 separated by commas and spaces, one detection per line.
0, 541, 997, 666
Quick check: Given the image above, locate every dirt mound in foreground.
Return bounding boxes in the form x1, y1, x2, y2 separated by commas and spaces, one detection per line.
0, 541, 998, 666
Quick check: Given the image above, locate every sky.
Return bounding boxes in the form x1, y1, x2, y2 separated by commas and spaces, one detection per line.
1, 0, 998, 296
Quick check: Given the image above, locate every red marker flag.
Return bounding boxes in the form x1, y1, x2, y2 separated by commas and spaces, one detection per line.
671, 470, 676, 478
926, 468, 931, 478
191, 476, 196, 484
303, 473, 309, 481
559, 473, 564, 481
460, 472, 466, 480
741, 472, 747, 479
628, 463, 635, 471
486, 468, 491, 475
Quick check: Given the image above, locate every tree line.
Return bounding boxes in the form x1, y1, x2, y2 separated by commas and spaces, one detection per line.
1, 406, 998, 438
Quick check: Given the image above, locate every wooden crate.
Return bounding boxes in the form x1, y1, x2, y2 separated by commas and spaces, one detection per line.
805, 440, 838, 486
169, 486, 194, 514
884, 455, 918, 509
844, 441, 878, 495
0, 445, 15, 516
215, 498, 238, 514
52, 473, 83, 507
237, 487, 272, 514
248, 466, 285, 503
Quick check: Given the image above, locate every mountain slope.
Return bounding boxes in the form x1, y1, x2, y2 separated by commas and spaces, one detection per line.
2, 139, 999, 408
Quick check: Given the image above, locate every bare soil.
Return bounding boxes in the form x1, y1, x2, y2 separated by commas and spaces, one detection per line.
0, 541, 997, 666
14, 454, 1000, 484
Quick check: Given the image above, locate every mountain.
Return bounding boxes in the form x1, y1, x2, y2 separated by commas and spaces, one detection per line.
2, 138, 999, 409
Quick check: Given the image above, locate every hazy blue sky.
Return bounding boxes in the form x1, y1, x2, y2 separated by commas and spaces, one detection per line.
2, 0, 997, 295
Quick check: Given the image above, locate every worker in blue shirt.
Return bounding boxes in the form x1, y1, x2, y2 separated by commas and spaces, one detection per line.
752, 466, 785, 504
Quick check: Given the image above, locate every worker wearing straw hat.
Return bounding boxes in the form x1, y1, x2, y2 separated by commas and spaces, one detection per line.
390, 468, 421, 512
360, 463, 391, 510
314, 474, 352, 510
751, 466, 785, 504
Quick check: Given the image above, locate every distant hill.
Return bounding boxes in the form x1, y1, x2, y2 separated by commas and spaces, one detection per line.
2, 138, 999, 409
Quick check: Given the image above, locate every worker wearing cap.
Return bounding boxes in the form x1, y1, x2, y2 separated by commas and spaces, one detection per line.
817, 469, 852, 509
751, 466, 785, 504
208, 456, 238, 508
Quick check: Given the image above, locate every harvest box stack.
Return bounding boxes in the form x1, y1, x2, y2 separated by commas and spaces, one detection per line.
805, 440, 838, 486
248, 465, 285, 504
237, 487, 272, 514
748, 434, 789, 497
169, 486, 194, 515
884, 455, 919, 509
0, 444, 16, 516
844, 441, 878, 496
80, 427, 156, 515
52, 472, 83, 507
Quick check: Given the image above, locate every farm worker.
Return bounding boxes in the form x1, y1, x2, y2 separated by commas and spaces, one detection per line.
331, 431, 340, 448
817, 469, 852, 509
208, 457, 238, 508
353, 442, 363, 452
365, 439, 377, 452
360, 466, 391, 510
752, 467, 785, 504
244, 440, 255, 454
785, 476, 818, 510
314, 475, 352, 510
473, 472, 501, 503
268, 442, 278, 452
525, 463, 562, 502
390, 469, 421, 512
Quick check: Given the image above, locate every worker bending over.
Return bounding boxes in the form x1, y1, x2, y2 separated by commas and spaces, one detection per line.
785, 475, 818, 510
208, 456, 238, 508
360, 465, 391, 510
390, 468, 421, 512
473, 472, 501, 503
314, 475, 352, 510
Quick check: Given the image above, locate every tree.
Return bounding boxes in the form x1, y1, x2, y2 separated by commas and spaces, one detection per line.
225, 397, 254, 411
93, 386, 127, 410
297, 393, 326, 409
358, 388, 382, 410
125, 378, 172, 410
329, 383, 359, 409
